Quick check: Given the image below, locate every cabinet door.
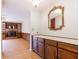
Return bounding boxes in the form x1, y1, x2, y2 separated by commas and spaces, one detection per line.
32, 37, 38, 53
17, 23, 21, 32
45, 44, 57, 59
58, 48, 78, 59
38, 42, 44, 58
2, 33, 6, 39
17, 33, 22, 38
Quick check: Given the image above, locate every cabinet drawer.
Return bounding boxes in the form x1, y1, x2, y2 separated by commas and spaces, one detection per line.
58, 42, 78, 53
45, 39, 57, 47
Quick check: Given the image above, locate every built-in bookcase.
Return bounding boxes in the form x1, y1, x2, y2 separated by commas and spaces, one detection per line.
2, 22, 22, 39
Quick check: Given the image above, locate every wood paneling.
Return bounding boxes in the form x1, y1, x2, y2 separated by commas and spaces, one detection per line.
22, 33, 30, 40
17, 33, 22, 38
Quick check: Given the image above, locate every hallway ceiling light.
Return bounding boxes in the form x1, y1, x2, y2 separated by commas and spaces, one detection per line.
32, 0, 40, 7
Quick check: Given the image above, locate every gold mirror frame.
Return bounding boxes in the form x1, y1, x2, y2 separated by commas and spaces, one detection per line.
48, 5, 64, 30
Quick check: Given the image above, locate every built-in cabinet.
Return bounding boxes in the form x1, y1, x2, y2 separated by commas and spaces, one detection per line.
45, 44, 57, 59
58, 49, 77, 59
45, 39, 57, 59
38, 38, 44, 58
32, 36, 44, 58
32, 36, 38, 53
2, 22, 22, 39
32, 35, 78, 59
58, 42, 78, 59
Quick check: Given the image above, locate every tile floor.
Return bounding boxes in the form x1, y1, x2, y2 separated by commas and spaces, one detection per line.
2, 39, 41, 59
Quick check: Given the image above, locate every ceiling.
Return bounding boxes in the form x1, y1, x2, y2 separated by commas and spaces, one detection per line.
2, 0, 58, 19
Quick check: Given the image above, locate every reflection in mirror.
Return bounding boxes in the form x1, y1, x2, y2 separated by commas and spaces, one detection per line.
48, 5, 64, 30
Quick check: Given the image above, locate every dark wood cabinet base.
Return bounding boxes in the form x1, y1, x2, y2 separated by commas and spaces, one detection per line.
32, 35, 78, 59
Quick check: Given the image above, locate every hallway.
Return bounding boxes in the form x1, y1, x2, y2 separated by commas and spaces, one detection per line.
2, 39, 41, 59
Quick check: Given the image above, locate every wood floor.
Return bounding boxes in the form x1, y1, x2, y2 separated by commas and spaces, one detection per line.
2, 39, 41, 59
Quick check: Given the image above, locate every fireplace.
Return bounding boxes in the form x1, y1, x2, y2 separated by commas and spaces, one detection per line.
7, 30, 16, 37
2, 22, 22, 39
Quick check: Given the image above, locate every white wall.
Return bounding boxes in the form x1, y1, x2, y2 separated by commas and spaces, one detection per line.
2, 12, 31, 33
39, 0, 78, 39
2, 17, 23, 23
29, 9, 41, 50
22, 17, 31, 33
30, 10, 41, 34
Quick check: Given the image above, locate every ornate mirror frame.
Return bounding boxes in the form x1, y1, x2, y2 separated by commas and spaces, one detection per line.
48, 5, 64, 30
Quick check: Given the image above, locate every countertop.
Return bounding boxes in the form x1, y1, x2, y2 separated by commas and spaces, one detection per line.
32, 34, 78, 45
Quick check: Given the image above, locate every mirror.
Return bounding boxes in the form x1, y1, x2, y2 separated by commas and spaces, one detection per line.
48, 5, 64, 30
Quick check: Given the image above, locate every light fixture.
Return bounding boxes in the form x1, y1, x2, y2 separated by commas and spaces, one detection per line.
13, 26, 15, 29
32, 0, 40, 7
9, 26, 11, 29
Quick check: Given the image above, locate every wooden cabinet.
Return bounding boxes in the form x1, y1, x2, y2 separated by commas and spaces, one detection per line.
32, 36, 38, 53
32, 36, 78, 59
44, 40, 78, 59
45, 39, 57, 59
38, 38, 44, 58
58, 48, 77, 59
2, 33, 6, 39
2, 22, 22, 39
58, 42, 78, 59
45, 44, 57, 59
32, 36, 44, 58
